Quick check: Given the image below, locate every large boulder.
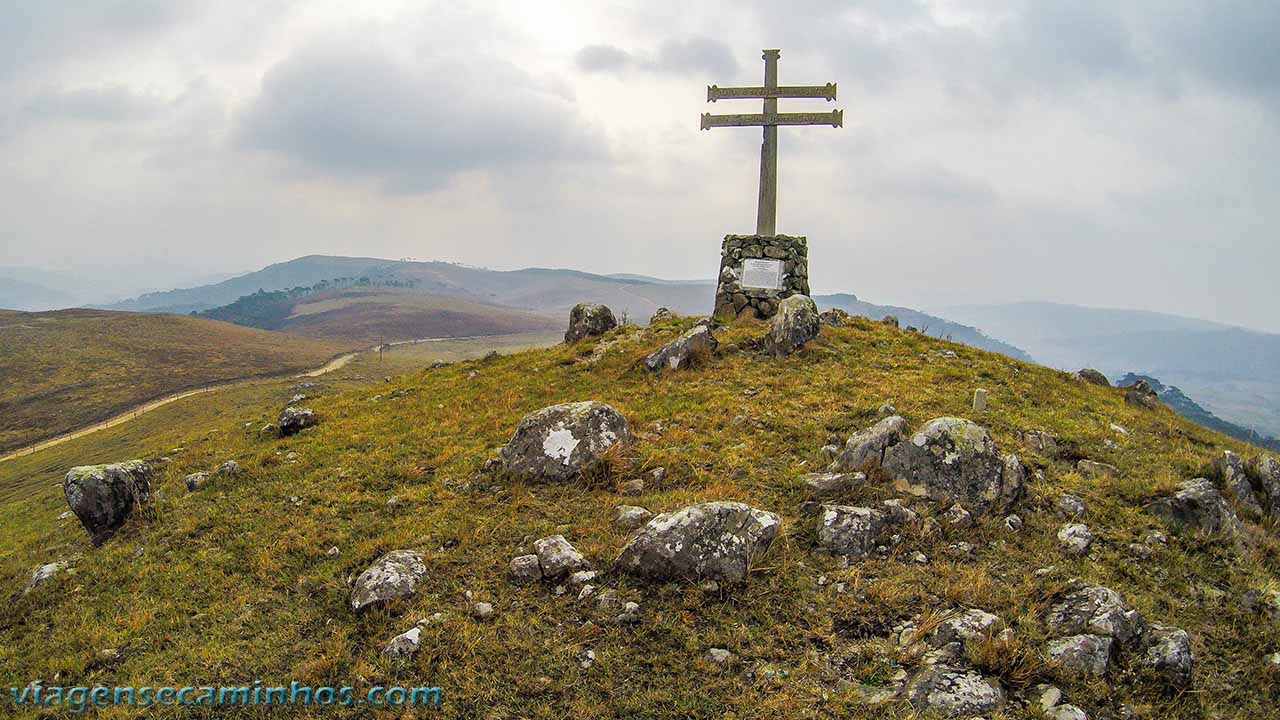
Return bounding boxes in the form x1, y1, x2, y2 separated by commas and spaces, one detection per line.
1146, 478, 1242, 537
350, 550, 428, 612
643, 325, 717, 372
499, 401, 630, 483
829, 415, 909, 472
564, 303, 617, 343
1047, 634, 1113, 677
615, 501, 780, 584
880, 418, 1022, 516
63, 460, 154, 545
278, 407, 317, 436
764, 294, 819, 358
1074, 369, 1110, 387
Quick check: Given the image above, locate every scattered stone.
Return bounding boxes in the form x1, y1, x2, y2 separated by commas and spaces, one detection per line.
1247, 455, 1280, 519
578, 649, 595, 669
509, 554, 543, 584
972, 388, 987, 411
880, 418, 1024, 516
881, 315, 900, 328
644, 325, 718, 371
1027, 683, 1062, 712
707, 648, 733, 664
1047, 634, 1113, 677
903, 666, 1004, 717
183, 472, 209, 492
616, 501, 780, 584
564, 303, 617, 343
801, 471, 863, 498
621, 478, 645, 495
818, 308, 850, 327
1110, 423, 1129, 435
816, 505, 890, 559
877, 402, 897, 416
649, 307, 673, 323
650, 467, 666, 485
1057, 494, 1086, 518
533, 535, 589, 580
350, 550, 428, 612
614, 505, 652, 531
931, 608, 1003, 649
1075, 368, 1110, 387
385, 495, 400, 507
472, 602, 494, 620
943, 503, 973, 529
1146, 478, 1242, 537
56, 510, 74, 521
499, 401, 630, 483
325, 546, 340, 558
616, 601, 641, 624
1267, 652, 1280, 676
1057, 523, 1094, 556
829, 415, 909, 472
278, 407, 317, 436
63, 460, 154, 545
382, 627, 422, 658
1076, 460, 1119, 479
567, 570, 598, 587
1140, 624, 1193, 688
1004, 514, 1024, 532
1123, 379, 1160, 409
911, 551, 928, 564
764, 294, 820, 358
23, 562, 66, 596
1047, 704, 1089, 720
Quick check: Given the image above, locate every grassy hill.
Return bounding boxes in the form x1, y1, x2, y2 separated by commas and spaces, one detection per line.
198, 286, 561, 345
2, 316, 1277, 718
0, 309, 347, 454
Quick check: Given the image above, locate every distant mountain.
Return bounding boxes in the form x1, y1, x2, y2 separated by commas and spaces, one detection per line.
0, 274, 76, 311
815, 294, 1033, 361
943, 302, 1280, 438
1114, 373, 1280, 453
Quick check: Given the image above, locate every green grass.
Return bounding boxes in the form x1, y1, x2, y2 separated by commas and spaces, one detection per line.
1, 317, 1277, 718
0, 309, 349, 454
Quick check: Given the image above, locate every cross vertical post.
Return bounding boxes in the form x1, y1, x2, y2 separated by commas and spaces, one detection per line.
757, 50, 780, 236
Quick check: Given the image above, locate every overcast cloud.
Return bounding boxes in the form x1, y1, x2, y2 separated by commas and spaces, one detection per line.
1, 1, 1278, 331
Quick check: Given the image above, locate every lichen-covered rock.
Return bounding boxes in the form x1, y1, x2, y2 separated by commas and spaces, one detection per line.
830, 416, 909, 472
801, 471, 863, 498
509, 554, 542, 584
904, 666, 1004, 717
643, 325, 717, 372
1047, 634, 1113, 677
1218, 451, 1265, 519
615, 501, 780, 584
880, 418, 1019, 516
930, 609, 1003, 648
649, 307, 673, 324
1076, 459, 1119, 479
1046, 704, 1089, 720
816, 505, 889, 559
1057, 523, 1094, 556
382, 627, 422, 658
218, 460, 240, 476
1146, 478, 1242, 537
1046, 584, 1145, 647
23, 562, 67, 596
1075, 368, 1110, 386
278, 407, 317, 436
818, 308, 850, 327
1056, 494, 1087, 517
1247, 455, 1280, 519
764, 294, 819, 358
184, 472, 209, 492
1140, 624, 1193, 688
564, 303, 617, 343
1123, 379, 1160, 409
499, 401, 630, 483
350, 550, 428, 612
63, 460, 154, 545
533, 535, 589, 580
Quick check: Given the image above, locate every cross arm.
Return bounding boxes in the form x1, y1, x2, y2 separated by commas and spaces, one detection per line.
700, 110, 843, 130
707, 83, 837, 102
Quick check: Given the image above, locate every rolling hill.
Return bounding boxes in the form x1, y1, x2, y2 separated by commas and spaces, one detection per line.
0, 309, 347, 454
197, 285, 561, 346
2, 315, 1276, 718
943, 302, 1280, 438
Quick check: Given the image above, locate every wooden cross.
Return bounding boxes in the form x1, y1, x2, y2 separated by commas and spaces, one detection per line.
702, 49, 841, 236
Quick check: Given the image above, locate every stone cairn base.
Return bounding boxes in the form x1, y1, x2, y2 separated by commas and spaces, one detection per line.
713, 234, 810, 322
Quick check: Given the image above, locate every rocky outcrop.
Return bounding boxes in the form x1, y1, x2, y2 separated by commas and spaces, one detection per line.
649, 307, 673, 324
829, 416, 909, 473
63, 460, 154, 545
1123, 379, 1160, 409
350, 550, 428, 612
615, 501, 780, 584
818, 308, 850, 327
764, 294, 820, 358
499, 401, 630, 483
1141, 624, 1193, 688
1247, 455, 1280, 519
880, 418, 1024, 516
1074, 369, 1110, 387
1146, 478, 1242, 537
1218, 451, 1264, 519
903, 666, 1004, 717
564, 303, 617, 343
278, 407, 317, 437
643, 325, 717, 371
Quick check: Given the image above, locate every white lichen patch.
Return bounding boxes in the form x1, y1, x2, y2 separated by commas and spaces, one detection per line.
542, 427, 581, 465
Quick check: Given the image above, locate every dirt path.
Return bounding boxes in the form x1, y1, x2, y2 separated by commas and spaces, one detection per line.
0, 348, 366, 465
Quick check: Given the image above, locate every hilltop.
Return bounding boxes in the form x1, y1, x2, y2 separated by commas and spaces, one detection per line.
0, 309, 347, 454
3, 311, 1277, 718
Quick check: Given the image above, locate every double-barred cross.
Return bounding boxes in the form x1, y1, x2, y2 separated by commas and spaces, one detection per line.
702, 49, 841, 236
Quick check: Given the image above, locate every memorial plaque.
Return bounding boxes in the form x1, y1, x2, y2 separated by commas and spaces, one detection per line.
741, 258, 783, 290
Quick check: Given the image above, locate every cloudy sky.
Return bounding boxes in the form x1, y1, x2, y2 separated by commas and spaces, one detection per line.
2, 1, 1277, 330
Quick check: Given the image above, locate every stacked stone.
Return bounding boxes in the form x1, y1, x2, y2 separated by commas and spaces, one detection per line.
713, 234, 810, 321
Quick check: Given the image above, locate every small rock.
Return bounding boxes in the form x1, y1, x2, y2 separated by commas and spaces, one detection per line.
350, 550, 428, 612
1141, 624, 1193, 688
764, 294, 820, 358
649, 307, 673, 323
1056, 494, 1086, 518
499, 401, 630, 483
1027, 683, 1062, 712
1046, 704, 1088, 720
278, 407, 317, 436
325, 546, 340, 558
533, 535, 589, 580
614, 505, 653, 531
877, 402, 897, 416
911, 551, 928, 564
385, 495, 400, 507
616, 601, 641, 624
1266, 651, 1280, 676
1075, 368, 1110, 386
1076, 460, 1118, 479
829, 415, 909, 473
509, 554, 543, 584
1004, 514, 1024, 531
944, 503, 973, 529
643, 326, 717, 371
621, 478, 645, 495
578, 649, 595, 669
707, 648, 733, 664
801, 471, 863, 498
1057, 523, 1094, 556
56, 511, 74, 521
63, 460, 153, 546
1047, 634, 1112, 677
577, 584, 596, 601
1146, 478, 1242, 537
616, 501, 780, 584
472, 602, 494, 620
903, 666, 1004, 716
382, 627, 422, 658
23, 562, 66, 596
183, 472, 209, 491
564, 303, 617, 343
972, 388, 987, 411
